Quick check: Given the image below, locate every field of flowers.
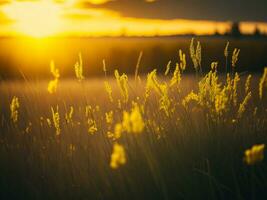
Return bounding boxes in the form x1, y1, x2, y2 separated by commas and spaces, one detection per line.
0, 39, 267, 199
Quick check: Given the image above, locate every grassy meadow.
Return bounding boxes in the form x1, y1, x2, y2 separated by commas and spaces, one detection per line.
0, 38, 267, 200
1, 36, 267, 79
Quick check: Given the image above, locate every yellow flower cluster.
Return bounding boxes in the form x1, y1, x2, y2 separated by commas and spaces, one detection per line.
224, 41, 229, 58
51, 106, 61, 136
108, 103, 144, 140
104, 81, 113, 102
13, 42, 267, 171
198, 70, 221, 108
105, 111, 113, 124
102, 59, 107, 76
167, 49, 186, 88
114, 70, 129, 103
107, 123, 123, 140
170, 63, 181, 87
259, 67, 267, 99
232, 73, 240, 106
87, 118, 97, 135
47, 61, 60, 94
232, 48, 240, 68
164, 61, 171, 76
65, 106, 74, 124
181, 66, 248, 121
237, 92, 252, 119
190, 38, 202, 73
146, 70, 170, 116
47, 79, 58, 94
122, 103, 145, 134
179, 49, 186, 72
245, 74, 252, 94
244, 144, 265, 165
110, 143, 126, 169
182, 91, 199, 108
74, 52, 84, 81
10, 96, 19, 123
214, 88, 228, 116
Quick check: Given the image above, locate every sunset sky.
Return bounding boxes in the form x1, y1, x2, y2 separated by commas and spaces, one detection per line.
0, 0, 267, 37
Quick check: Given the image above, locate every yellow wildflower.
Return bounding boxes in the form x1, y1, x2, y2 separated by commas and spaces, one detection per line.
196, 41, 202, 70
104, 81, 113, 102
232, 48, 240, 68
107, 123, 123, 140
245, 74, 252, 94
105, 111, 113, 124
85, 105, 92, 118
135, 51, 143, 82
244, 144, 265, 165
47, 79, 58, 94
170, 63, 181, 87
224, 41, 230, 72
182, 91, 199, 108
122, 111, 131, 133
179, 49, 186, 72
233, 73, 240, 106
224, 41, 229, 58
50, 60, 60, 79
211, 62, 218, 71
122, 103, 145, 134
130, 104, 145, 134
10, 96, 19, 123
164, 61, 171, 76
51, 106, 60, 136
107, 131, 113, 139
190, 38, 201, 73
88, 126, 97, 135
46, 118, 52, 127
190, 38, 198, 72
259, 67, 267, 99
65, 106, 74, 124
110, 143, 126, 169
47, 61, 60, 94
114, 123, 123, 139
146, 70, 171, 115
74, 52, 84, 81
103, 59, 107, 77
237, 92, 252, 119
114, 70, 129, 103
87, 119, 97, 135
214, 88, 228, 116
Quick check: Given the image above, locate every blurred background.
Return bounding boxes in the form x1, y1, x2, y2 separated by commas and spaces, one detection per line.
0, 0, 266, 79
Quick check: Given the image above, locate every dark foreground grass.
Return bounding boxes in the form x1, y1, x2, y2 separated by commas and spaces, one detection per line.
0, 76, 267, 200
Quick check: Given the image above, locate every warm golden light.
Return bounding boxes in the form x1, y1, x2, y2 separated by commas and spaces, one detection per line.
3, 1, 62, 37
1, 0, 267, 37
87, 0, 111, 4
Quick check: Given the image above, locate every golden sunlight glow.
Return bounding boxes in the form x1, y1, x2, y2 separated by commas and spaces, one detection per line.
3, 1, 62, 37
63, 0, 111, 6
87, 0, 111, 4
1, 0, 267, 37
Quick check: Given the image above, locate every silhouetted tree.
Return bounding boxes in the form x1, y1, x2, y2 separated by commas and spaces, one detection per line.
253, 26, 261, 37
214, 29, 220, 36
230, 22, 241, 37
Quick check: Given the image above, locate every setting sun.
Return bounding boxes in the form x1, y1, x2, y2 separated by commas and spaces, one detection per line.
0, 0, 267, 37
3, 1, 62, 37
